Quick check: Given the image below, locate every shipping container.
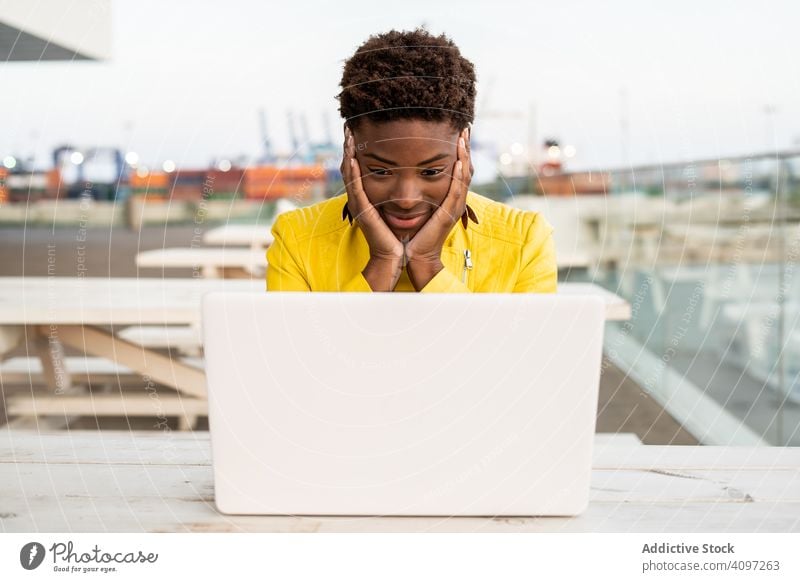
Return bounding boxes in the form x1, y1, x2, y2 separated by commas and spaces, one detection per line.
171, 169, 207, 186
534, 172, 611, 196
168, 185, 204, 201
130, 171, 170, 198
205, 191, 240, 200
46, 169, 65, 199
243, 165, 326, 200
6, 171, 53, 202
0, 168, 7, 204
206, 168, 244, 195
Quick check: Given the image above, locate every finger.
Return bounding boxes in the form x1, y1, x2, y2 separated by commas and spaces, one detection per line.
340, 125, 353, 176
345, 133, 373, 211
340, 131, 352, 190
347, 157, 383, 227
342, 132, 360, 193
457, 134, 469, 189
342, 136, 363, 213
345, 129, 354, 157
431, 158, 465, 226
459, 128, 474, 184
452, 144, 469, 217
341, 125, 351, 154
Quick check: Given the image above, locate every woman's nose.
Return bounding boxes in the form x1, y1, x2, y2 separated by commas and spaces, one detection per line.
390, 178, 424, 210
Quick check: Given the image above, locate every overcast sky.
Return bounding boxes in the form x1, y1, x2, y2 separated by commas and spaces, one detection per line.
1, 0, 799, 172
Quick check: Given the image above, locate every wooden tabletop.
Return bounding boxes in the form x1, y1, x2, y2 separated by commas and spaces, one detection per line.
557, 283, 631, 320
0, 278, 631, 325
556, 250, 592, 269
0, 277, 264, 325
1, 431, 797, 532
136, 248, 268, 269
203, 224, 275, 247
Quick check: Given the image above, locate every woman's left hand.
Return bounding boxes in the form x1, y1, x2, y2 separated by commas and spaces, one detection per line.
405, 128, 473, 290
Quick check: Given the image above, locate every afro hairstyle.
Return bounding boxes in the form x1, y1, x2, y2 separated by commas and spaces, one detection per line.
337, 28, 477, 132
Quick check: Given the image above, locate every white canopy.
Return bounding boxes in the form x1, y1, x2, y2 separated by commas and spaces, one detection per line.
0, 0, 111, 61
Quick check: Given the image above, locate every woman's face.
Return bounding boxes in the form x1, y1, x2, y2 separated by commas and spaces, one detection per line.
351, 118, 461, 240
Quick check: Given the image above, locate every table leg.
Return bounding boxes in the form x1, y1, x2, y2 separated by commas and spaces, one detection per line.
7, 326, 81, 429
0, 325, 23, 357
220, 267, 255, 279
32, 325, 72, 394
51, 324, 207, 399
201, 265, 221, 278
177, 414, 198, 431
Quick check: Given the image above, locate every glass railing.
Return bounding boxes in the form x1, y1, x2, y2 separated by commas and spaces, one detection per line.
540, 152, 800, 445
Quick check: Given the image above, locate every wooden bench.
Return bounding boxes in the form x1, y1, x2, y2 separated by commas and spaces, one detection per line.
1, 356, 140, 385
117, 325, 203, 355
2, 356, 206, 430
136, 247, 267, 278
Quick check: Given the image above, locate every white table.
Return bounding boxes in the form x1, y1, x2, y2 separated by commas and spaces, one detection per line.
556, 250, 592, 270
1, 430, 797, 532
0, 277, 264, 429
558, 282, 631, 320
136, 247, 268, 278
202, 200, 293, 251
0, 278, 629, 428
203, 224, 274, 250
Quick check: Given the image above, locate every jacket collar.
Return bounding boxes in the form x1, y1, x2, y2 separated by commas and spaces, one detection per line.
342, 201, 479, 230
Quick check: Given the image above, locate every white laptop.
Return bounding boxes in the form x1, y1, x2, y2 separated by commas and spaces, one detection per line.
201, 292, 605, 517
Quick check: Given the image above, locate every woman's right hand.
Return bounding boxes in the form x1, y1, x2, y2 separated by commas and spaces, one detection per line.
340, 126, 405, 291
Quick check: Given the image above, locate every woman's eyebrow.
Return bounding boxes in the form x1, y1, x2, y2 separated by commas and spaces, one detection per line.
363, 152, 450, 166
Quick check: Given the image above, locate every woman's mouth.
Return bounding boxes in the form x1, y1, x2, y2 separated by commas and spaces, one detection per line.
382, 211, 427, 231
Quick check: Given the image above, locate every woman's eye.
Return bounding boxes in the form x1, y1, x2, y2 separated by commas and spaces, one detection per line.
421, 168, 444, 177
369, 168, 392, 176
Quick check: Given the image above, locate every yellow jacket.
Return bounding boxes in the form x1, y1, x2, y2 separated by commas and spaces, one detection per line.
266, 191, 557, 293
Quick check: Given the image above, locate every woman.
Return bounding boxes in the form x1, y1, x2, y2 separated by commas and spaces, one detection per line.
267, 28, 556, 293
